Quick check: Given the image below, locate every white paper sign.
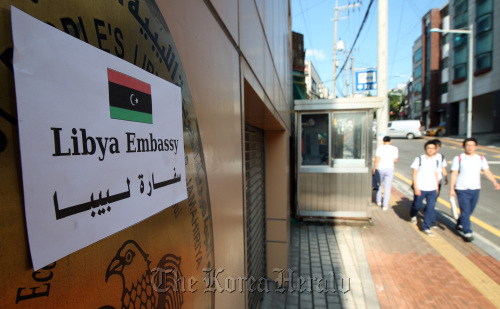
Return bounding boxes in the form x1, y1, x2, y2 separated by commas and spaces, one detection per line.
11, 7, 187, 270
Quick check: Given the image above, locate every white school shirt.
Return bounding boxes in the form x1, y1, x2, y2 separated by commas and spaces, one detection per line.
411, 155, 440, 191
375, 144, 399, 170
434, 153, 447, 181
450, 153, 489, 190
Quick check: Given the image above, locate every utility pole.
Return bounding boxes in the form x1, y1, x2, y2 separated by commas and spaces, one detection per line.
332, 0, 361, 99
351, 55, 354, 97
332, 0, 339, 99
345, 52, 349, 96
376, 0, 388, 147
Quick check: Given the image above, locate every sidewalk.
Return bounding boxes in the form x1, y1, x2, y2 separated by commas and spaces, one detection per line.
263, 184, 500, 308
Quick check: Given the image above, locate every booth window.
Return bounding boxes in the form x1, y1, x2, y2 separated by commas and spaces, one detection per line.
301, 114, 329, 166
332, 112, 366, 165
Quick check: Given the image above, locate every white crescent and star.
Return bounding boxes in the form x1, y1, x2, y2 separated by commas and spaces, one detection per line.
130, 93, 139, 106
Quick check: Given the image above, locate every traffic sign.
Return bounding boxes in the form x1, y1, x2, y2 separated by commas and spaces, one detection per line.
355, 70, 377, 91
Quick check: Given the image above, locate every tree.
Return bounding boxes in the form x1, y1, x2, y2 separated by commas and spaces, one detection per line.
388, 91, 403, 120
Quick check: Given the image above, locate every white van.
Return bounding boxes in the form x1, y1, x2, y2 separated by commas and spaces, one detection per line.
386, 120, 422, 139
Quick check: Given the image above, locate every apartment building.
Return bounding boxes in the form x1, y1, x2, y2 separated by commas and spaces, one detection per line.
445, 0, 500, 135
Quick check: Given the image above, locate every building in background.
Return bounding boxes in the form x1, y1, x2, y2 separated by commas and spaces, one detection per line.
421, 6, 447, 131
305, 60, 329, 99
444, 0, 500, 135
411, 36, 423, 121
292, 31, 307, 100
419, 0, 500, 136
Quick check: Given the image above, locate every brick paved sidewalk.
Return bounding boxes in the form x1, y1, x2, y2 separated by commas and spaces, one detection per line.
361, 187, 500, 308
263, 185, 500, 308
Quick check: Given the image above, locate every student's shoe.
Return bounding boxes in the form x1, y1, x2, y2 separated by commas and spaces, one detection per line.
463, 233, 474, 242
410, 217, 417, 224
423, 229, 435, 237
382, 207, 388, 211
455, 224, 463, 232
376, 202, 382, 206
431, 224, 439, 229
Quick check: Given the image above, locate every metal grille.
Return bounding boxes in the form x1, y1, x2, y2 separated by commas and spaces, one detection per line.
245, 124, 266, 309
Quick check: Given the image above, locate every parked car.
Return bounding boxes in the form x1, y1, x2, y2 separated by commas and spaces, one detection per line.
386, 120, 422, 139
427, 122, 446, 136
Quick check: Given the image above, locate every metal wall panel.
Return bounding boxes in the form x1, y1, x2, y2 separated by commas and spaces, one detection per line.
245, 124, 266, 309
297, 172, 371, 218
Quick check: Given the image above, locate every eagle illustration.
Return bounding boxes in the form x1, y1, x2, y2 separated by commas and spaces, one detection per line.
105, 240, 184, 309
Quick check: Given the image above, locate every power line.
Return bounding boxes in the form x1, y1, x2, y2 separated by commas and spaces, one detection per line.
389, 1, 406, 78
335, 0, 375, 80
292, 0, 329, 18
298, 0, 318, 66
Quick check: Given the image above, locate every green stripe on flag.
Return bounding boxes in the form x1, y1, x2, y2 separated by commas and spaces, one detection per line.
110, 106, 152, 124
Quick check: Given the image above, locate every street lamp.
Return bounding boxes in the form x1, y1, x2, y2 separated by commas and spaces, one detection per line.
430, 24, 474, 138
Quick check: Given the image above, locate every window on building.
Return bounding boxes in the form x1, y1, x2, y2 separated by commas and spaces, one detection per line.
440, 57, 449, 70
439, 83, 448, 95
475, 0, 493, 71
454, 0, 468, 28
415, 100, 422, 113
312, 79, 317, 93
414, 48, 422, 63
414, 65, 422, 79
440, 34, 449, 47
453, 0, 468, 80
413, 82, 422, 97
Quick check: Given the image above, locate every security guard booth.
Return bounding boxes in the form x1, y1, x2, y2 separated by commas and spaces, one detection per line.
294, 97, 383, 219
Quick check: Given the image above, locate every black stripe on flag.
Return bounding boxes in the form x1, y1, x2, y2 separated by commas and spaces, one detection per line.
108, 82, 152, 114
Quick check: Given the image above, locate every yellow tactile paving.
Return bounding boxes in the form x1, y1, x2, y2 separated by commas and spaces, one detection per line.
436, 197, 500, 238
391, 172, 500, 307
409, 223, 500, 308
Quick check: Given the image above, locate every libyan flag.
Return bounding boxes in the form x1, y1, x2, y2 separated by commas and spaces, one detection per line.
108, 68, 153, 124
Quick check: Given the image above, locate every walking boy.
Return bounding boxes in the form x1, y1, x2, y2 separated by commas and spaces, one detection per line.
410, 140, 440, 237
432, 139, 448, 192
373, 136, 399, 211
430, 139, 448, 228
450, 138, 500, 242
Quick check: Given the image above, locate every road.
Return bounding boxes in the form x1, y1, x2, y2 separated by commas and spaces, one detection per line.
385, 137, 500, 259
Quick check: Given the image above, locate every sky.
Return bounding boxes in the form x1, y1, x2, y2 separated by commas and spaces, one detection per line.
291, 0, 448, 97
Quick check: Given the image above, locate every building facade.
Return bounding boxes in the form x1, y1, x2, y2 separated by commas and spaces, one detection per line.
421, 7, 446, 131
0, 1, 292, 308
419, 0, 499, 135
305, 60, 329, 99
411, 36, 423, 121
445, 0, 500, 135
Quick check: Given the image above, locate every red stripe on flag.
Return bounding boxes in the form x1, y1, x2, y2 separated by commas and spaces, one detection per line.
107, 68, 151, 95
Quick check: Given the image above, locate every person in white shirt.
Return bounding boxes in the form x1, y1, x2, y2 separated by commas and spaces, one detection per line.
450, 137, 500, 242
432, 139, 448, 192
373, 136, 399, 211
430, 139, 448, 228
410, 140, 440, 237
